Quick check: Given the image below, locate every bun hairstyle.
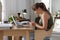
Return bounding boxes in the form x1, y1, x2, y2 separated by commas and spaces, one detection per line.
32, 2, 51, 15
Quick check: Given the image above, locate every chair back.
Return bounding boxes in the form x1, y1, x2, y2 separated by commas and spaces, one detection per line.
35, 25, 54, 40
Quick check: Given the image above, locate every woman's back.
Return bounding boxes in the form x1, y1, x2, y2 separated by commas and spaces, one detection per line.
35, 13, 53, 31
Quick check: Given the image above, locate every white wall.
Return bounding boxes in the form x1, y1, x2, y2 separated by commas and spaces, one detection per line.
34, 0, 41, 3
16, 0, 32, 19
1, 0, 17, 21
1, 0, 32, 21
0, 2, 2, 21
52, 0, 60, 13
16, 0, 27, 13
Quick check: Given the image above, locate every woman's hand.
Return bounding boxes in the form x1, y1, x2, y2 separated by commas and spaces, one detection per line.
30, 22, 36, 26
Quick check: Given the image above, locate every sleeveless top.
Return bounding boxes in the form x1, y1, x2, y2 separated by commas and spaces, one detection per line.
35, 13, 53, 31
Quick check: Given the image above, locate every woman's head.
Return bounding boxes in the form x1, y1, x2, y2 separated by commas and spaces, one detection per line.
32, 2, 48, 14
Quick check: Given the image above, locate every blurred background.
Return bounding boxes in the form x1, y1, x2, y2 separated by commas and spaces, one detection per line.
0, 0, 60, 40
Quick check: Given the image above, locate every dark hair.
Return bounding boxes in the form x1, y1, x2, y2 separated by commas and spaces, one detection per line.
32, 2, 51, 15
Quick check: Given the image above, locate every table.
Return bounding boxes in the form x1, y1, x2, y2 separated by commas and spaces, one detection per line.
0, 25, 33, 40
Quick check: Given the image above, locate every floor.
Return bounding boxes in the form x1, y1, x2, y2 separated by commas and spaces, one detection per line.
50, 33, 60, 40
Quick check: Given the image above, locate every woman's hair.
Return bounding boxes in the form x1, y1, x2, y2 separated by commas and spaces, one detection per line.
32, 2, 51, 15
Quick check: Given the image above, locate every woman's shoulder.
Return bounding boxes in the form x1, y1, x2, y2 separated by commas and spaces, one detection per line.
43, 12, 50, 19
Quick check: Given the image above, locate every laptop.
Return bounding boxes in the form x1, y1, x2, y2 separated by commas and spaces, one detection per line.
12, 16, 30, 27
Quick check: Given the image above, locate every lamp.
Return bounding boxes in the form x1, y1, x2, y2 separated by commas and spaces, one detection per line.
22, 9, 27, 18
23, 9, 27, 14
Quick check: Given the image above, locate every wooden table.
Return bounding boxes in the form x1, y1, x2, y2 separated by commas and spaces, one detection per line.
0, 25, 33, 40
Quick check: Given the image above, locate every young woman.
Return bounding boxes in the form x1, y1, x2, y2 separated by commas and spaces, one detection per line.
31, 2, 53, 31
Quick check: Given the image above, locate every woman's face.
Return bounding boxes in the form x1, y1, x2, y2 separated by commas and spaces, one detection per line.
34, 8, 43, 14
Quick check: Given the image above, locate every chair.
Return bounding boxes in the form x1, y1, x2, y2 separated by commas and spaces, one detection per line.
34, 25, 54, 40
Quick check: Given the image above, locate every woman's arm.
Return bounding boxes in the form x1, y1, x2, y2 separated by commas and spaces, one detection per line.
35, 14, 49, 30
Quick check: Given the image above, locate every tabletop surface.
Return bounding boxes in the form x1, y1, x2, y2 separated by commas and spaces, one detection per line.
0, 25, 33, 31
